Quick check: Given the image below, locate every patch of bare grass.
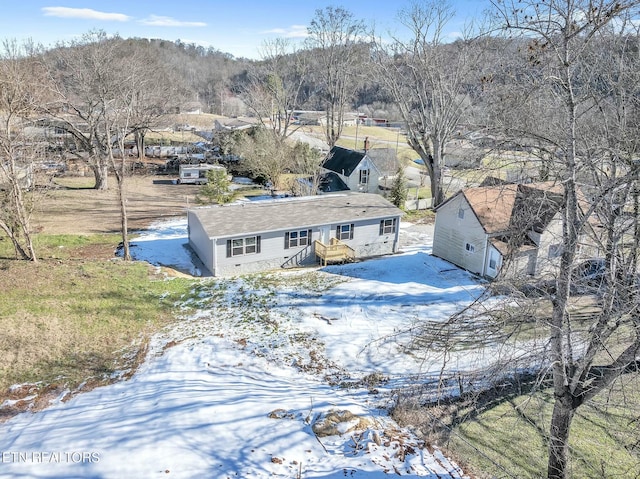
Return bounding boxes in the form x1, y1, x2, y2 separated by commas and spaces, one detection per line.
0, 252, 195, 420
391, 374, 640, 478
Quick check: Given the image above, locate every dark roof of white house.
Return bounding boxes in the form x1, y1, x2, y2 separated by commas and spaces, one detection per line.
321, 146, 399, 178
322, 146, 366, 177
189, 193, 403, 238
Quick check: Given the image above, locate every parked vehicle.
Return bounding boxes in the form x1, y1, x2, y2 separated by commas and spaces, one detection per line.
178, 164, 225, 185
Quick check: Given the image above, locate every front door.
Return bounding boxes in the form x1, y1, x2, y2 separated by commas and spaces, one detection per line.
319, 226, 330, 244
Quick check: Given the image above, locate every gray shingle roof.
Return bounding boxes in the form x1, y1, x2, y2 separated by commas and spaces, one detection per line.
190, 193, 403, 238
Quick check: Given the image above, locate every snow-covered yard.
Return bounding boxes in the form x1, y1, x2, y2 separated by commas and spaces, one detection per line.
0, 219, 488, 478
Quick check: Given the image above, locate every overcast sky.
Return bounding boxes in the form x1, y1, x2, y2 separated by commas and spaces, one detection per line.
0, 0, 491, 59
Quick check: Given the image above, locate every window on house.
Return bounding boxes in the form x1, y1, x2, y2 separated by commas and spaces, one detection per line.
465, 242, 475, 253
285, 229, 312, 249
379, 218, 397, 235
359, 169, 370, 185
458, 208, 465, 219
227, 236, 261, 257
336, 223, 354, 241
489, 257, 497, 269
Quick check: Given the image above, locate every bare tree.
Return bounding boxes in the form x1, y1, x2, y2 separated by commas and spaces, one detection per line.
42, 31, 119, 190
0, 40, 48, 261
243, 38, 308, 139
41, 32, 179, 256
42, 31, 179, 191
487, 2, 640, 478
372, 0, 480, 207
103, 42, 179, 260
235, 126, 293, 193
306, 6, 368, 147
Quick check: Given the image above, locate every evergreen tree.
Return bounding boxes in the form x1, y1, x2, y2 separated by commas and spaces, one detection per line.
389, 167, 407, 208
196, 168, 237, 204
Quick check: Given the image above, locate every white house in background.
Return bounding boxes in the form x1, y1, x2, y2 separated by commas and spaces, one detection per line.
188, 193, 403, 276
319, 145, 398, 194
213, 117, 258, 132
432, 182, 571, 279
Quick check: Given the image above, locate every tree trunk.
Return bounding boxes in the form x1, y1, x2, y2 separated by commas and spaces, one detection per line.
547, 393, 575, 479
92, 158, 109, 190
429, 165, 444, 207
431, 134, 446, 207
117, 177, 130, 261
135, 131, 145, 161
0, 221, 30, 260
2, 173, 38, 262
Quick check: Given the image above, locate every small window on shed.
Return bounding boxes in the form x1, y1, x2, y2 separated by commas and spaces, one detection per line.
465, 242, 475, 253
458, 208, 465, 219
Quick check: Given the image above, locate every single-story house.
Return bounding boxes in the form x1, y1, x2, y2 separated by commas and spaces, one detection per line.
213, 117, 258, 132
432, 181, 578, 279
319, 145, 398, 194
294, 111, 359, 127
188, 193, 403, 276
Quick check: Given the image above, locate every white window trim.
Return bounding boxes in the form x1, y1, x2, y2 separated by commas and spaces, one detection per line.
337, 224, 353, 241
380, 218, 397, 235
231, 236, 258, 256
287, 229, 311, 248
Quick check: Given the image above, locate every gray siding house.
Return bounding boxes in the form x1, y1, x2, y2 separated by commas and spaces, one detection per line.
188, 193, 403, 276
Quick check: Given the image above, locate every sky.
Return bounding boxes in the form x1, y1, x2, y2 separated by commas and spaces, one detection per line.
0, 0, 491, 59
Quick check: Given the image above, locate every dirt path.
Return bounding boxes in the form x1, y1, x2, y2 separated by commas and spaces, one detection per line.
33, 174, 200, 235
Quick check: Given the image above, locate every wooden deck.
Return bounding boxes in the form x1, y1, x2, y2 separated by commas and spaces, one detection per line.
314, 239, 355, 266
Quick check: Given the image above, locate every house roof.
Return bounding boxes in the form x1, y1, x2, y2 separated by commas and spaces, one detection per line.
322, 146, 366, 177
461, 184, 519, 234
190, 192, 403, 239
214, 117, 258, 131
318, 171, 350, 193
321, 146, 398, 178
443, 181, 565, 235
366, 148, 399, 177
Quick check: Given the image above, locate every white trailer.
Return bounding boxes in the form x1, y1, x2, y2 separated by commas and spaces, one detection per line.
178, 164, 225, 185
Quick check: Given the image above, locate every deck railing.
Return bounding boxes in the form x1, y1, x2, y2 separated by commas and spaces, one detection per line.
281, 243, 313, 269
314, 238, 355, 266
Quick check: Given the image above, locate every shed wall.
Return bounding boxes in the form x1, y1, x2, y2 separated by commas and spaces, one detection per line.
433, 194, 488, 276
